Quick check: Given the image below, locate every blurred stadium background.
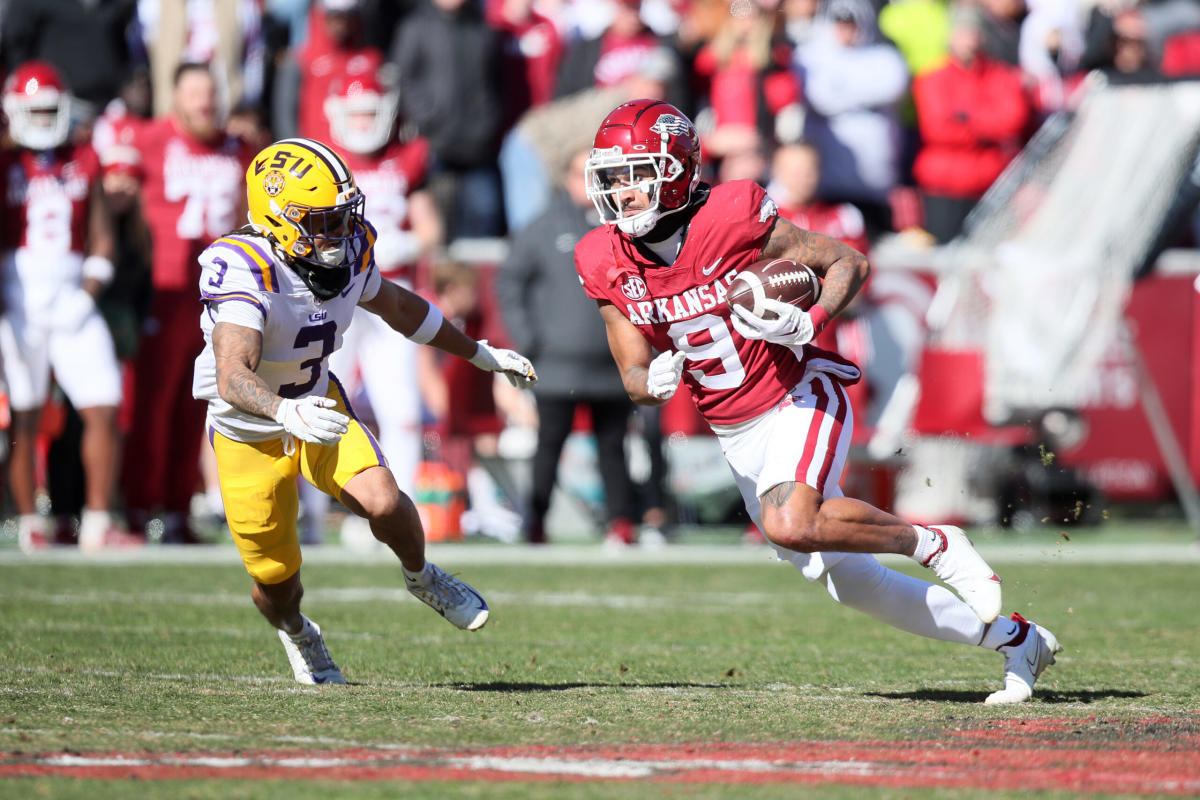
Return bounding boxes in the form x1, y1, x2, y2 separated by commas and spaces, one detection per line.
0, 0, 1197, 548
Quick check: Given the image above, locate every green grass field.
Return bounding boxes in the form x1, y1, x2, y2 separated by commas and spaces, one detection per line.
1, 523, 1198, 797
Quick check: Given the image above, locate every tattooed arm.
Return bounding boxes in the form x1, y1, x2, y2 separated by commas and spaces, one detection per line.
759, 215, 870, 322
598, 300, 669, 406
213, 321, 282, 420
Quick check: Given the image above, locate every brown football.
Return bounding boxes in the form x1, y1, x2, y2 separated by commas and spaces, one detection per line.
726, 258, 820, 320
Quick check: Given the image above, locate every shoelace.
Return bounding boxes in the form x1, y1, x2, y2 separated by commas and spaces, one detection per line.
296, 633, 336, 672
411, 566, 467, 609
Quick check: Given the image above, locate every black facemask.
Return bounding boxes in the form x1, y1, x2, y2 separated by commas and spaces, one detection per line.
289, 259, 352, 301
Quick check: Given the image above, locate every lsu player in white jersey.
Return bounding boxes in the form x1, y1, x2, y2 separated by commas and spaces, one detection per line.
192, 137, 536, 684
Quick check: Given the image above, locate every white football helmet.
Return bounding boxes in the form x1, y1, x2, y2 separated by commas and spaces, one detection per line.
3, 61, 73, 151
324, 71, 398, 156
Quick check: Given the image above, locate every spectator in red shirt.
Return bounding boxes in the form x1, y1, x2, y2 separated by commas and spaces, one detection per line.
554, 0, 686, 106
912, 5, 1031, 243
272, 0, 384, 145
123, 63, 252, 543
768, 141, 870, 254
692, 0, 801, 160
487, 0, 564, 129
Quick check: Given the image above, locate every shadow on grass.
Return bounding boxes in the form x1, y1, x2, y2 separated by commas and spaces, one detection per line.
865, 689, 1148, 703
435, 681, 729, 692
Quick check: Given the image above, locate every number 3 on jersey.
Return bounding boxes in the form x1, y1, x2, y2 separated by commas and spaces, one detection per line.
279, 321, 337, 398
667, 313, 745, 390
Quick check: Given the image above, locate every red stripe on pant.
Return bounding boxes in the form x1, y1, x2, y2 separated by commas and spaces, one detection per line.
814, 379, 849, 493
793, 376, 848, 496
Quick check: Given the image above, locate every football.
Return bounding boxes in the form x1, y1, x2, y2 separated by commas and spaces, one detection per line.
726, 258, 821, 320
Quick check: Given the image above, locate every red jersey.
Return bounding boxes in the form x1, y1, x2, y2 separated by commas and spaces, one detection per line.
0, 143, 99, 256
593, 32, 659, 88
134, 117, 250, 290
576, 180, 857, 426
342, 139, 429, 277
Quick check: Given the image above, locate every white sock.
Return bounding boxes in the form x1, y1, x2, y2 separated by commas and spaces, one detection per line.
980, 616, 1022, 650
79, 510, 111, 546
81, 509, 111, 528
287, 614, 314, 641
402, 563, 430, 585
910, 525, 942, 564
822, 553, 985, 645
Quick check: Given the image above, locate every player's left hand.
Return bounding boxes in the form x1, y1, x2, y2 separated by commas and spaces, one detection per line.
730, 299, 816, 347
469, 340, 538, 389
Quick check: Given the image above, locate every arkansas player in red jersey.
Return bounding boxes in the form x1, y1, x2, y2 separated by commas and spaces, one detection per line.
576, 99, 1062, 704
0, 62, 132, 554
122, 62, 253, 543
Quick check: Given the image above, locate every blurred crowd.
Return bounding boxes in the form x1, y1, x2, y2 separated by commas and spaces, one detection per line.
1, 0, 1198, 551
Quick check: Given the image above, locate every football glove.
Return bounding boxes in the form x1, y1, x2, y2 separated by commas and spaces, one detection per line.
274, 396, 350, 445
730, 299, 817, 347
469, 340, 538, 388
646, 349, 687, 401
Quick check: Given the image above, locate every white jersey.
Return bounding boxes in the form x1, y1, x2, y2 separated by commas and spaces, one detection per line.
192, 222, 382, 442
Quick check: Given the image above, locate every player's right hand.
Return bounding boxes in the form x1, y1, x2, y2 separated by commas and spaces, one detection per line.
646, 350, 687, 401
274, 396, 350, 445
730, 300, 816, 347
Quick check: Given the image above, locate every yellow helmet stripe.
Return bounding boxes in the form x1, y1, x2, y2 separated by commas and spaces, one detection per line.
216, 237, 278, 293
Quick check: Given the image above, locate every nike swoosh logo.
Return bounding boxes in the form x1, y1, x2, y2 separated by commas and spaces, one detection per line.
701, 257, 722, 276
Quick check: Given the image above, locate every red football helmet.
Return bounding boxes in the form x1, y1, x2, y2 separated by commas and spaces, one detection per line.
323, 70, 398, 156
585, 99, 702, 237
3, 61, 72, 151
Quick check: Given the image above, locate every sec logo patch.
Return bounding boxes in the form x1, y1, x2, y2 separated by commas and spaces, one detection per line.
621, 275, 647, 300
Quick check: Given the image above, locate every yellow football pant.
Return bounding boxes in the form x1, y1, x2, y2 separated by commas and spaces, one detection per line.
210, 377, 386, 585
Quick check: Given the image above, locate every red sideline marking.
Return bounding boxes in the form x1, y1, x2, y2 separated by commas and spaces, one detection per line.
3, 719, 1200, 794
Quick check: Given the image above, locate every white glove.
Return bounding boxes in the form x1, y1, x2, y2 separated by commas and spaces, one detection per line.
274, 396, 350, 445
730, 299, 816, 347
469, 340, 538, 388
646, 349, 687, 401
54, 287, 97, 334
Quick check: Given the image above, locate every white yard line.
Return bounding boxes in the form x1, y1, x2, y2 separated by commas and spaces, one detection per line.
1, 540, 1197, 568
3, 587, 789, 610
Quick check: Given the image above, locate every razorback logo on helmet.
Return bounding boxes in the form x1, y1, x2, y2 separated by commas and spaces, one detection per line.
621, 275, 648, 300
649, 114, 693, 140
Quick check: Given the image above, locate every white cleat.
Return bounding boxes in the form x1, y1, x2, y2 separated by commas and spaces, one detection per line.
985, 613, 1062, 705
277, 616, 345, 685
922, 525, 1003, 623
405, 562, 489, 631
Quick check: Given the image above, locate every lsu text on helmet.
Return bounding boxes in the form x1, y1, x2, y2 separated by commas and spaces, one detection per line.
3, 61, 73, 151
324, 70, 398, 156
585, 99, 702, 238
246, 138, 365, 299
